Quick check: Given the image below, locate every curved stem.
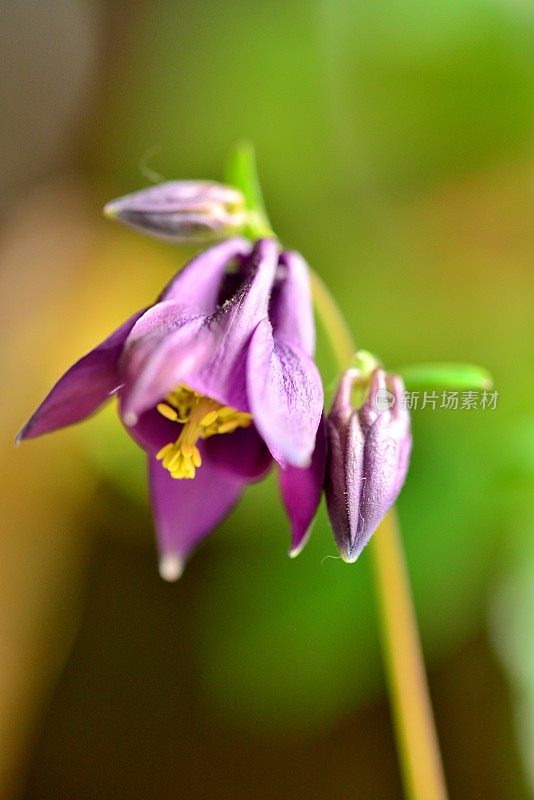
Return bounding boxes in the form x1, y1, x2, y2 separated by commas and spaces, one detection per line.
308, 271, 355, 371
309, 268, 448, 800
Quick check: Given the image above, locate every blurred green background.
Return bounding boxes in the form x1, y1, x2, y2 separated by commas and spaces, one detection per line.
1, 1, 533, 798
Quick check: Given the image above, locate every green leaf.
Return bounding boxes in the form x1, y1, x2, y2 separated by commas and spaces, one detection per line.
225, 141, 273, 237
396, 362, 493, 391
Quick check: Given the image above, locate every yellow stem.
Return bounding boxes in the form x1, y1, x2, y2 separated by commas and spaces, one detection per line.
371, 510, 448, 800
309, 268, 448, 800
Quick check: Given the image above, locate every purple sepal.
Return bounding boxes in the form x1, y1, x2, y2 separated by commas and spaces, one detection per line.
203, 425, 272, 481
17, 309, 146, 442
246, 249, 323, 468
272, 249, 315, 356
247, 323, 323, 469
149, 453, 244, 580
279, 416, 327, 556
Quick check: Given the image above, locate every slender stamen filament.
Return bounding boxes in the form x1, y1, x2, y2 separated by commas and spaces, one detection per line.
155, 385, 251, 479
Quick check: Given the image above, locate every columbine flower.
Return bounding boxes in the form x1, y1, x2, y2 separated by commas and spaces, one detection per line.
325, 368, 412, 563
104, 181, 247, 242
18, 238, 325, 578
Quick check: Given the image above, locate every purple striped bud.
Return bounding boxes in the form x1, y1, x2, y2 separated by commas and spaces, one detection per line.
325, 368, 412, 562
104, 181, 247, 243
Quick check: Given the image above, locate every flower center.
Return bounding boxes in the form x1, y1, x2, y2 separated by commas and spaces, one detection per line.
155, 385, 252, 479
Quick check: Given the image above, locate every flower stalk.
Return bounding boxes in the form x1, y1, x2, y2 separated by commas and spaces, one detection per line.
309, 269, 448, 800
371, 509, 448, 800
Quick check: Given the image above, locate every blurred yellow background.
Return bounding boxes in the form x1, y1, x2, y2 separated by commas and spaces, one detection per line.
1, 2, 533, 798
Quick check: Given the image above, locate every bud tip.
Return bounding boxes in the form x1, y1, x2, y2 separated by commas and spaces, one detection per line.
159, 554, 184, 582
103, 201, 118, 220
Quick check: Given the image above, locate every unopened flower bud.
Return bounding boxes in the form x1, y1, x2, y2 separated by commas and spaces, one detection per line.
325, 368, 412, 562
104, 180, 247, 242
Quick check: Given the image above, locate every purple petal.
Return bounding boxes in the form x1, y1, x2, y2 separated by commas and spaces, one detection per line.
247, 320, 323, 468
180, 238, 279, 409
159, 237, 252, 310
358, 369, 388, 432
149, 454, 244, 580
273, 250, 315, 356
120, 239, 255, 412
353, 421, 409, 554
120, 301, 203, 387
127, 402, 271, 481
123, 405, 178, 454
126, 402, 271, 480
203, 424, 272, 481
387, 375, 413, 500
17, 309, 146, 442
120, 309, 206, 424
121, 238, 279, 422
279, 417, 327, 556
358, 384, 412, 544
325, 411, 365, 562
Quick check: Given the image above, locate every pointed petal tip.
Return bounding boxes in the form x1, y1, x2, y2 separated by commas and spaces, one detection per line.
159, 554, 184, 582
288, 539, 307, 560
123, 410, 138, 427
15, 419, 33, 445
339, 547, 361, 564
281, 449, 313, 471
294, 453, 313, 470
288, 524, 313, 559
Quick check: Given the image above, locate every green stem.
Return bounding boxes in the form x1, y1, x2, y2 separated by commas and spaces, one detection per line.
309, 269, 448, 800
308, 271, 355, 370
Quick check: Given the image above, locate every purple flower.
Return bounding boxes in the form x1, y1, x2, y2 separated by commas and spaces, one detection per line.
325, 368, 412, 563
18, 238, 325, 578
104, 181, 247, 243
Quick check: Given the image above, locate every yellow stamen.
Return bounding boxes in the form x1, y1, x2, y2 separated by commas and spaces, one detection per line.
217, 418, 251, 434
218, 406, 236, 418
156, 443, 174, 461
163, 449, 181, 470
192, 446, 202, 468
200, 410, 219, 428
181, 443, 194, 458
156, 384, 251, 479
157, 403, 178, 421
